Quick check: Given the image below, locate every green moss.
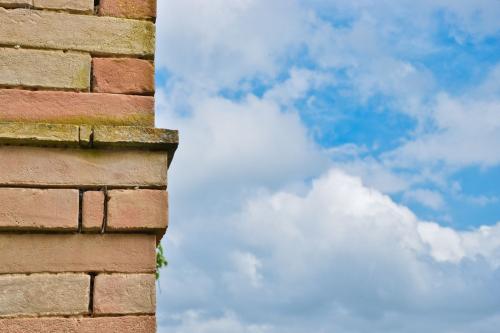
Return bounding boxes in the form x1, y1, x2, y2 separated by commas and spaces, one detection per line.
37, 113, 155, 127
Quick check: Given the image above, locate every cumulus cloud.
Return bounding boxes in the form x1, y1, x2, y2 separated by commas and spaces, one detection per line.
159, 169, 500, 332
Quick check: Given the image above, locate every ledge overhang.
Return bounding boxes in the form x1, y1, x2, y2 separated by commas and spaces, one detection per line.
0, 122, 179, 166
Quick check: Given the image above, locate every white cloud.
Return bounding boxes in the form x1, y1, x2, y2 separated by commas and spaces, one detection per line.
159, 169, 500, 332
161, 311, 272, 333
436, 0, 500, 42
156, 0, 307, 90
403, 189, 446, 210
307, 13, 436, 113
157, 93, 327, 203
417, 222, 465, 262
225, 251, 263, 289
386, 91, 500, 169
263, 68, 332, 107
332, 157, 413, 194
312, 0, 500, 41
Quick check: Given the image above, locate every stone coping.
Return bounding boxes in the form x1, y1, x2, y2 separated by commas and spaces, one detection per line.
0, 122, 178, 165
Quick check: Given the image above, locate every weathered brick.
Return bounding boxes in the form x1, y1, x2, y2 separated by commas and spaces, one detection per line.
107, 190, 167, 232
92, 58, 154, 94
0, 89, 154, 126
0, 274, 89, 317
0, 8, 155, 56
94, 274, 156, 315
0, 48, 90, 90
0, 188, 78, 231
0, 234, 156, 273
0, 0, 31, 8
82, 191, 105, 232
0, 316, 156, 333
34, 0, 93, 13
0, 146, 168, 188
0, 122, 80, 147
92, 125, 178, 151
99, 0, 156, 19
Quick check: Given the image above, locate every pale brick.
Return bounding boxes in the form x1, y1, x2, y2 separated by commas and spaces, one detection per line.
0, 316, 156, 333
0, 8, 155, 56
0, 89, 154, 126
0, 274, 89, 317
0, 0, 32, 8
0, 48, 90, 90
99, 0, 156, 19
0, 122, 80, 147
107, 190, 167, 232
34, 0, 93, 13
0, 146, 168, 188
94, 274, 156, 315
92, 58, 154, 94
82, 191, 105, 232
0, 234, 156, 273
0, 188, 78, 231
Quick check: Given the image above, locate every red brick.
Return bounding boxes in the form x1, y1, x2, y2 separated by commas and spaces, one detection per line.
0, 188, 78, 231
0, 146, 168, 188
107, 190, 167, 233
94, 274, 156, 315
93, 58, 154, 95
0, 316, 156, 333
99, 0, 156, 19
0, 234, 156, 273
0, 89, 154, 126
82, 191, 105, 232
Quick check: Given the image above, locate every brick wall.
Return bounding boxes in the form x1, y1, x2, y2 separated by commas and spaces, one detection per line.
0, 1, 176, 332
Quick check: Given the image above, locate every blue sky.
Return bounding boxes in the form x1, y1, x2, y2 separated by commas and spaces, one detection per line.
154, 1, 500, 332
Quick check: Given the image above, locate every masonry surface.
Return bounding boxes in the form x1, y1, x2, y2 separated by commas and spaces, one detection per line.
0, 1, 175, 332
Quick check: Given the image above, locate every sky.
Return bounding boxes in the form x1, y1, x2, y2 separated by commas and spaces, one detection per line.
154, 1, 500, 332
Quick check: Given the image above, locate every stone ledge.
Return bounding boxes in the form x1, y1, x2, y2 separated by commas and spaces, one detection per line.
0, 122, 179, 163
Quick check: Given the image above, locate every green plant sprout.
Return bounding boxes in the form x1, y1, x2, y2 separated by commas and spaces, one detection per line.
156, 244, 168, 280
